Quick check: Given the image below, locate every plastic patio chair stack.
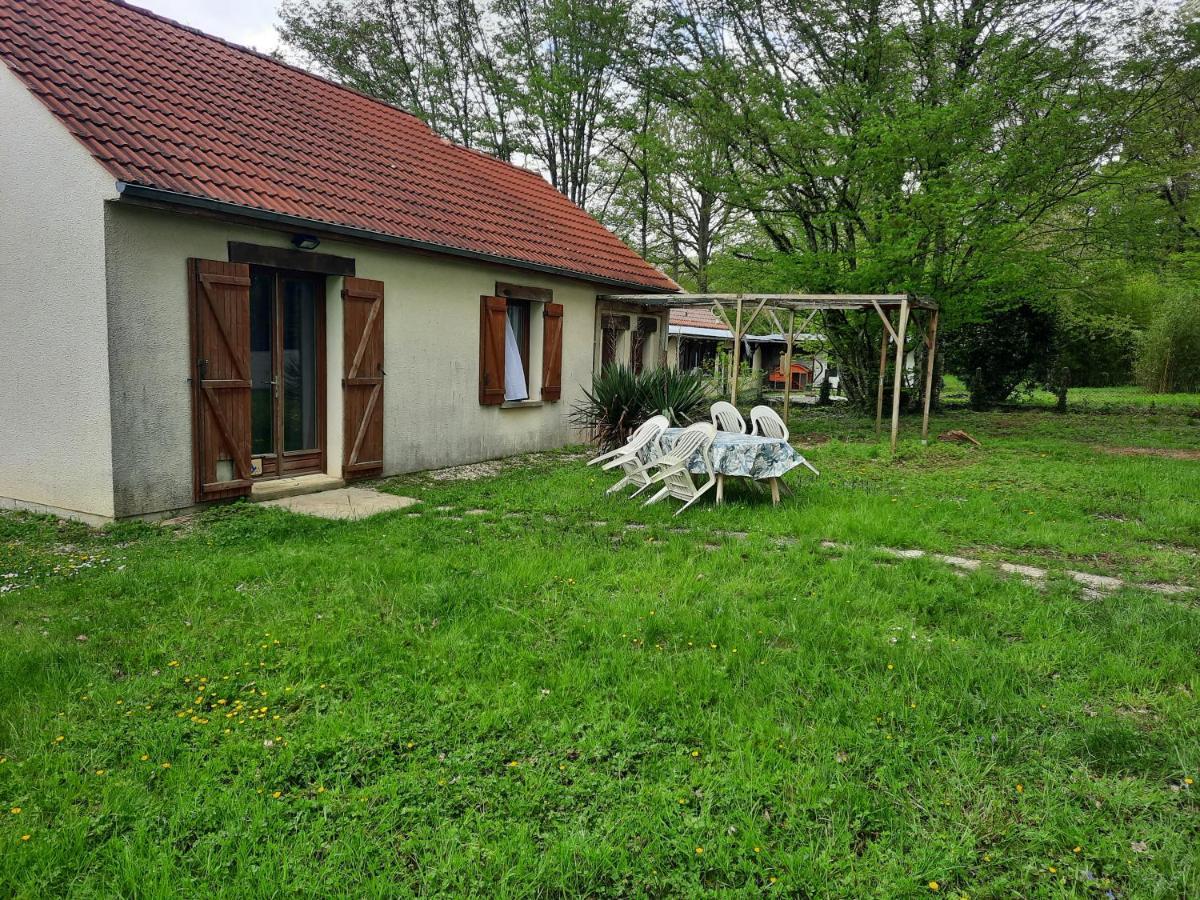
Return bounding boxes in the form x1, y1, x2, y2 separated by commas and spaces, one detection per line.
641, 422, 718, 515
749, 405, 819, 475
586, 415, 670, 495
710, 401, 746, 434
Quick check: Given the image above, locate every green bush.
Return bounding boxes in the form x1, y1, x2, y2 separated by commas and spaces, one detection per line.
570, 365, 709, 449
1135, 285, 1200, 393
943, 302, 1058, 409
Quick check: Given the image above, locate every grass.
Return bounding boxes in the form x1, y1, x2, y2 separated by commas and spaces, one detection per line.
1, 392, 1198, 897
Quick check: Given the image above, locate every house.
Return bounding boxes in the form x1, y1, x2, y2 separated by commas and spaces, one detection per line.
0, 0, 676, 524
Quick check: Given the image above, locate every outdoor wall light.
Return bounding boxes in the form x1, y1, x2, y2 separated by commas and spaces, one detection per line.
291, 233, 321, 251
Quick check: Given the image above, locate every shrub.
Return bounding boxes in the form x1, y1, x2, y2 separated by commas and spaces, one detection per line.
943, 302, 1057, 409
1135, 285, 1200, 393
570, 365, 709, 449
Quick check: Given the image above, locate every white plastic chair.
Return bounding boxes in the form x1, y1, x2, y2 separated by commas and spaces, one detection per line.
749, 405, 818, 476
587, 415, 669, 495
710, 401, 746, 434
750, 405, 788, 440
641, 422, 717, 515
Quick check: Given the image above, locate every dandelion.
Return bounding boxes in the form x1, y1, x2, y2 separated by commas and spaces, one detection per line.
1048, 867, 1057, 874
691, 750, 700, 758
928, 882, 940, 892
1015, 784, 1023, 793
168, 660, 179, 667
54, 736, 64, 743
754, 846, 761, 853
887, 663, 894, 670
507, 761, 519, 767
21, 834, 30, 841
678, 798, 687, 805
1073, 847, 1081, 853
10, 807, 21, 815
1186, 777, 1194, 786
160, 762, 171, 769
695, 847, 703, 855
140, 754, 149, 761
95, 769, 106, 776
272, 791, 282, 799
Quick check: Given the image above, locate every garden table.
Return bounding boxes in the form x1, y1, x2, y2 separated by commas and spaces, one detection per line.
654, 428, 813, 505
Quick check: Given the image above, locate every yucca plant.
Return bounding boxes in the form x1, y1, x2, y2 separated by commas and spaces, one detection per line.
571, 365, 709, 450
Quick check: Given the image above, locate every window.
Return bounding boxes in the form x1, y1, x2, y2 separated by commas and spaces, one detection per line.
479, 283, 562, 406
504, 299, 531, 401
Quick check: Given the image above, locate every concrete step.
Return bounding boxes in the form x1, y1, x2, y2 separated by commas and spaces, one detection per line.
250, 473, 345, 502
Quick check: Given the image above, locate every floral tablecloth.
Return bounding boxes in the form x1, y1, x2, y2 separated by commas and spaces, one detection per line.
652, 428, 806, 479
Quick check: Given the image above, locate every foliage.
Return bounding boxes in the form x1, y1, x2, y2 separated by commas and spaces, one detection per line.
2, 399, 1200, 894
942, 302, 1058, 409
570, 364, 708, 448
1135, 283, 1200, 393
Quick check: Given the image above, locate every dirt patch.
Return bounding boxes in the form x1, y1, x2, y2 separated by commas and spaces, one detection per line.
793, 433, 830, 446
1098, 446, 1200, 461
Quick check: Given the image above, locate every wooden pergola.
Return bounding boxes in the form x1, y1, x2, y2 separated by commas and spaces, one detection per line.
599, 292, 939, 452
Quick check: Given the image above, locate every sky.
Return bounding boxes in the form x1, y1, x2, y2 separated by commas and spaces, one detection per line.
133, 0, 283, 54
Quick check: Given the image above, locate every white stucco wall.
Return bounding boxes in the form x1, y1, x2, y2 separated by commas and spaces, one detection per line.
104, 203, 662, 517
0, 62, 119, 521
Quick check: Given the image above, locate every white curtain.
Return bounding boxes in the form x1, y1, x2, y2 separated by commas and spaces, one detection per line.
503, 315, 529, 401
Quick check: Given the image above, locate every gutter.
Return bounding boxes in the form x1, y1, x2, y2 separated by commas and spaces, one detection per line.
114, 182, 677, 295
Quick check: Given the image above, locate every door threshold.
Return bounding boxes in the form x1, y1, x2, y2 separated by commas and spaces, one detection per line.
251, 473, 346, 503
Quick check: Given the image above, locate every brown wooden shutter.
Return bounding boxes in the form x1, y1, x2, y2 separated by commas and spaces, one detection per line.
342, 277, 385, 480
188, 258, 253, 503
542, 302, 564, 401
479, 295, 507, 405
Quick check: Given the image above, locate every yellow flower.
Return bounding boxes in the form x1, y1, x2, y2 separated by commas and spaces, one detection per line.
1073, 847, 1081, 853
316, 786, 326, 794
54, 736, 64, 743
1015, 784, 1023, 793
678, 798, 687, 805
1048, 867, 1057, 874
272, 791, 282, 799
507, 761, 519, 767
753, 846, 761, 853
929, 882, 939, 892
95, 769, 106, 776
887, 663, 894, 670
160, 762, 171, 769
769, 876, 777, 884
10, 807, 21, 815
140, 754, 149, 761
20, 834, 30, 841
691, 750, 700, 758
1186, 777, 1194, 786
168, 660, 179, 667
695, 847, 703, 855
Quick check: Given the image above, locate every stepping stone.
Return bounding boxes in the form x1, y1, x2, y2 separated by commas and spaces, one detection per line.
464, 509, 488, 516
503, 513, 524, 519
257, 488, 420, 521
588, 521, 608, 527
999, 562, 1047, 579
1068, 571, 1124, 592
435, 506, 455, 512
935, 554, 981, 571
820, 540, 847, 551
882, 547, 925, 560
716, 531, 749, 540
625, 523, 647, 531
1140, 582, 1193, 596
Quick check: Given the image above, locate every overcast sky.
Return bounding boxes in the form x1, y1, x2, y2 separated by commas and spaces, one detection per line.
134, 0, 283, 54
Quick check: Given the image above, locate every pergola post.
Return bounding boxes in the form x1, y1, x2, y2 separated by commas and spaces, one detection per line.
889, 298, 910, 453
729, 294, 744, 404
875, 315, 889, 436
920, 309, 939, 443
782, 309, 796, 424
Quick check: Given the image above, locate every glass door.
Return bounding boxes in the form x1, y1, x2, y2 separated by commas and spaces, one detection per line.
249, 268, 325, 478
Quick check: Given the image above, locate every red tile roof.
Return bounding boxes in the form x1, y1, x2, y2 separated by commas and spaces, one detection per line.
669, 307, 729, 330
0, 0, 676, 292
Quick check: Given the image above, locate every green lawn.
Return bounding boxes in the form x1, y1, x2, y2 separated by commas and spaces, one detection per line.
1, 397, 1198, 897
